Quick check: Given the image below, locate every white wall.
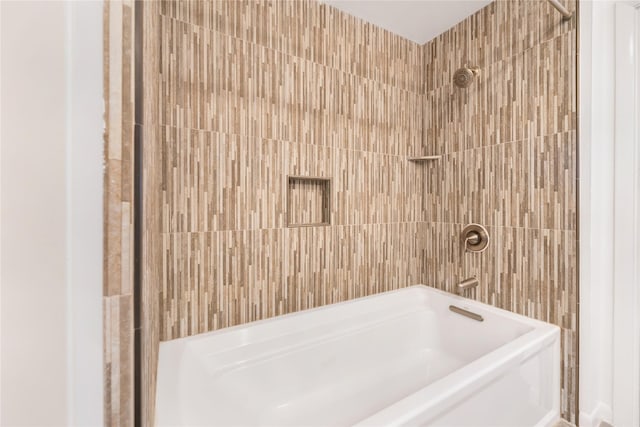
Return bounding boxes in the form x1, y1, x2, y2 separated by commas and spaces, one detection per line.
611, 3, 640, 425
0, 1, 104, 425
579, 1, 616, 425
66, 1, 105, 424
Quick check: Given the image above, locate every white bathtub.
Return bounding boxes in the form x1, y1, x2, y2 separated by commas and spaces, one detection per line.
155, 285, 560, 426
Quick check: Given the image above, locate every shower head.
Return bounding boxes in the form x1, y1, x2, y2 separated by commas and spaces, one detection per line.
453, 65, 480, 88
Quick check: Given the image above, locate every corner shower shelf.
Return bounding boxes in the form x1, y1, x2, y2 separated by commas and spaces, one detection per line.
407, 156, 442, 162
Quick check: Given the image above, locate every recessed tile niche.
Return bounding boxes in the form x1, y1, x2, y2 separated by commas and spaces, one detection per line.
286, 176, 331, 227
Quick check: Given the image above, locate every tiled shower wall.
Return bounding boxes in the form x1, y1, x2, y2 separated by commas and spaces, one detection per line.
154, 0, 427, 340
104, 1, 161, 425
104, 0, 135, 424
141, 1, 162, 426
421, 0, 578, 422
104, 0, 579, 425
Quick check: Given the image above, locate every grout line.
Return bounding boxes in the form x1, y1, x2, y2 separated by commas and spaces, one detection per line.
157, 14, 424, 95
435, 129, 577, 157
154, 123, 426, 160
424, 221, 577, 233
159, 221, 431, 236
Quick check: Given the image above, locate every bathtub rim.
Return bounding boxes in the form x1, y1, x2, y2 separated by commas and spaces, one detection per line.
157, 285, 558, 348
156, 285, 561, 426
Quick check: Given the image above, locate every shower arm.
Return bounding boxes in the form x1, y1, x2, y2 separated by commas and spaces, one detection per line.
547, 0, 573, 20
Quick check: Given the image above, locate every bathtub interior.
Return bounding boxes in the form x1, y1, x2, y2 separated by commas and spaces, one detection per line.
156, 286, 547, 426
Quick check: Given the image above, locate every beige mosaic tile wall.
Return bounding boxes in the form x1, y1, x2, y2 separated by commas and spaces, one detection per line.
155, 0, 427, 340
105, 1, 579, 425
421, 0, 578, 422
103, 1, 135, 425
104, 1, 161, 425
141, 1, 162, 426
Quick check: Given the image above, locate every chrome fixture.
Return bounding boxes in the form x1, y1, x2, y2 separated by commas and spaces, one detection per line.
453, 65, 480, 88
547, 0, 573, 20
457, 276, 479, 295
462, 223, 490, 253
449, 305, 484, 322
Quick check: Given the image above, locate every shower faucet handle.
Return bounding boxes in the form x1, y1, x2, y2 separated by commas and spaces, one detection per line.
465, 231, 481, 245
461, 223, 490, 253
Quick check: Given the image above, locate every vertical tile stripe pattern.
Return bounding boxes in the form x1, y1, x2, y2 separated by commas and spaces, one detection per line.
141, 2, 163, 426
423, 0, 578, 422
104, 1, 135, 426
104, 295, 134, 426
155, 0, 426, 343
104, 0, 580, 425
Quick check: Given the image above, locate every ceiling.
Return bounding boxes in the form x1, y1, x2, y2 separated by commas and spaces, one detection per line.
321, 0, 492, 45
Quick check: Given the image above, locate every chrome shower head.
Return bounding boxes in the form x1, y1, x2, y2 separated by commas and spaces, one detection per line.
453, 65, 480, 88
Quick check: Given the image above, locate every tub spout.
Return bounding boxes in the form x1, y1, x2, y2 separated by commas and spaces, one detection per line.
457, 277, 479, 295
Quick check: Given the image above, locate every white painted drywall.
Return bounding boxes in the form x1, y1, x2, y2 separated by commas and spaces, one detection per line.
0, 1, 104, 425
578, 1, 615, 426
1, 1, 70, 423
612, 3, 640, 425
66, 1, 105, 425
321, 0, 491, 44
